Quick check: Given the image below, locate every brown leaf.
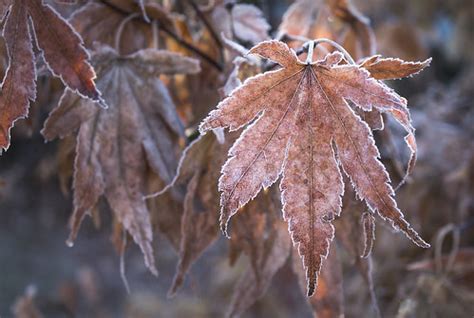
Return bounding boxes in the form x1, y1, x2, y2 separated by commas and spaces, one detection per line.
0, 0, 101, 151
361, 211, 376, 258
230, 4, 270, 44
359, 55, 431, 187
163, 132, 232, 297
336, 184, 381, 316
200, 40, 429, 296
279, 0, 374, 60
226, 219, 292, 318
360, 55, 432, 80
209, 2, 269, 45
228, 187, 280, 284
42, 45, 200, 275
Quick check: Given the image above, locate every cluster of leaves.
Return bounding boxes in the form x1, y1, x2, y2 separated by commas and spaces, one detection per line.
0, 0, 434, 316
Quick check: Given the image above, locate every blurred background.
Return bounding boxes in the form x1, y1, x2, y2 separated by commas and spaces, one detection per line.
0, 0, 473, 317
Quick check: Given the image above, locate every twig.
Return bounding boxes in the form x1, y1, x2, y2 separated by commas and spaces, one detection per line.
187, 0, 223, 49
99, 0, 223, 71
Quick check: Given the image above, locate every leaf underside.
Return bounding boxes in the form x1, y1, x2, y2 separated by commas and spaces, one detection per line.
42, 45, 200, 276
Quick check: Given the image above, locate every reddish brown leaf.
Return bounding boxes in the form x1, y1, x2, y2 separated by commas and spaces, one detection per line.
0, 0, 101, 151
42, 45, 200, 275
360, 55, 432, 80
200, 40, 429, 296
359, 55, 432, 188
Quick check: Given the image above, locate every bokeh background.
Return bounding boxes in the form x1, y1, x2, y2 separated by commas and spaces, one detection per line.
0, 0, 473, 317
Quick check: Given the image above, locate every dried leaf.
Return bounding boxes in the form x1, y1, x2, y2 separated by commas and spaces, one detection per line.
0, 0, 101, 150
226, 220, 292, 318
228, 187, 280, 284
230, 4, 270, 44
42, 45, 200, 275
336, 184, 381, 317
359, 56, 431, 187
164, 132, 231, 296
361, 211, 376, 258
279, 0, 374, 59
360, 55, 431, 80
200, 40, 429, 296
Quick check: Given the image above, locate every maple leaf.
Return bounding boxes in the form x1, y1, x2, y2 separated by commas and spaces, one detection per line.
42, 45, 200, 275
227, 216, 292, 318
336, 183, 381, 315
360, 55, 431, 80
358, 55, 431, 185
0, 0, 101, 151
161, 132, 231, 297
199, 40, 430, 296
228, 187, 281, 284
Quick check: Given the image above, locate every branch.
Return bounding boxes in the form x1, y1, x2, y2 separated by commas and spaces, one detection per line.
99, 0, 223, 72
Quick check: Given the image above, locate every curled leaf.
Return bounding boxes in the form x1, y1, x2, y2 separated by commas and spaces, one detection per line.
361, 211, 376, 258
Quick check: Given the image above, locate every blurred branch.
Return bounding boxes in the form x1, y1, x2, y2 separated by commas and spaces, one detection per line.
99, 0, 224, 71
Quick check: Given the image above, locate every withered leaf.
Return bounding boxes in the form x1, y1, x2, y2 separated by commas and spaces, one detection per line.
163, 132, 232, 297
361, 211, 376, 258
42, 45, 200, 275
228, 187, 280, 285
359, 55, 431, 186
279, 0, 375, 60
336, 183, 381, 316
360, 55, 432, 80
200, 40, 429, 296
227, 219, 292, 318
0, 0, 101, 151
230, 4, 270, 44
209, 1, 269, 45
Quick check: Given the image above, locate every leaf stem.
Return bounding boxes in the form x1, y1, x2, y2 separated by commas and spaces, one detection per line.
307, 38, 356, 65
186, 0, 223, 49
114, 13, 140, 53
305, 40, 315, 64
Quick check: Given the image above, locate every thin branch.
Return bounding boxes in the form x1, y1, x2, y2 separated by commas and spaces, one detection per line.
187, 0, 223, 49
99, 0, 223, 71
